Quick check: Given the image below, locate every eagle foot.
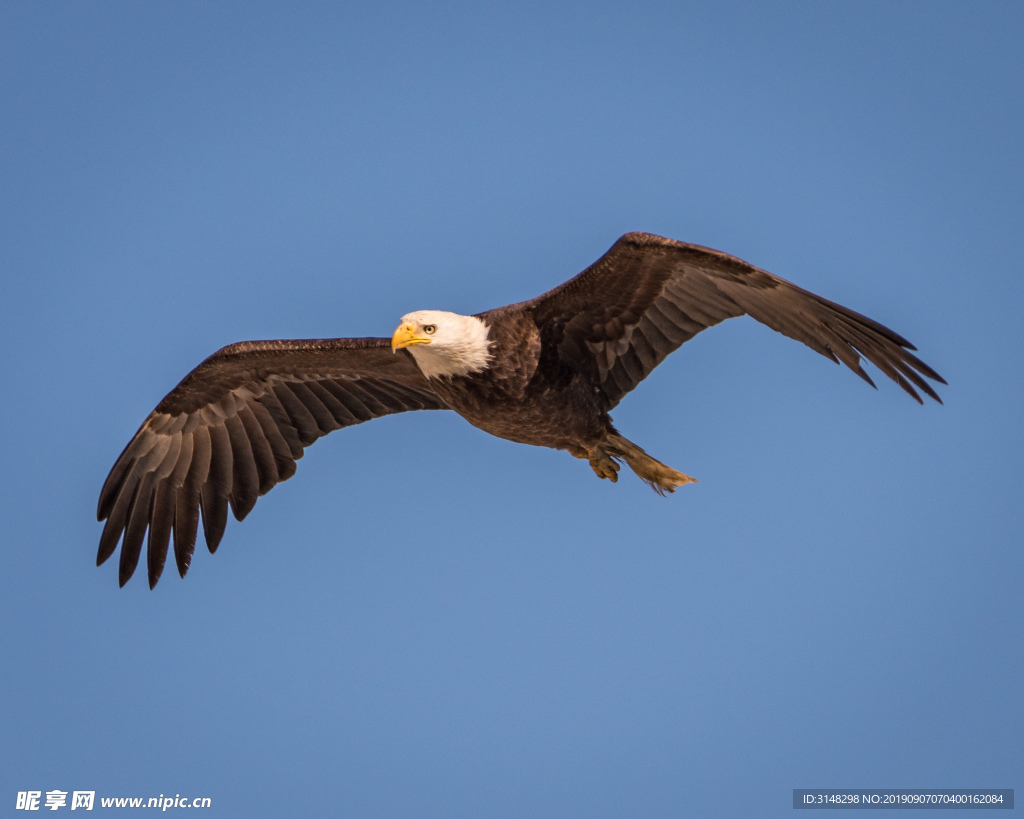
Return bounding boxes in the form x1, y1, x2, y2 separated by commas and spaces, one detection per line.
588, 452, 621, 482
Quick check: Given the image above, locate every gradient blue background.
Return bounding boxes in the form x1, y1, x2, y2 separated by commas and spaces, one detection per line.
2, 3, 1020, 816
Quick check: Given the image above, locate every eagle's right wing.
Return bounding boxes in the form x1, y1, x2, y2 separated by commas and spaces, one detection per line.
97, 338, 447, 588
517, 232, 944, 408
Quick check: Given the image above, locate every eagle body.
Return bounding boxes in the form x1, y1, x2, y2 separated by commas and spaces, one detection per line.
97, 232, 945, 587
424, 309, 611, 453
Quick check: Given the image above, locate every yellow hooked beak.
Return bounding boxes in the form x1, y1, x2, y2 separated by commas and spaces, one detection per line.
391, 322, 433, 353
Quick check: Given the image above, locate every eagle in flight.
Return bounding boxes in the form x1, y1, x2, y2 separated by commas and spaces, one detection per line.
98, 232, 944, 587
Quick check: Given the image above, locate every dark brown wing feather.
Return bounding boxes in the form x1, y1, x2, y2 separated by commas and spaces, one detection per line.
516, 232, 945, 407
97, 338, 447, 588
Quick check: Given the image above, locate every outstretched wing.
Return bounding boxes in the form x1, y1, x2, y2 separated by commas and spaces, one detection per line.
518, 232, 945, 408
98, 338, 446, 588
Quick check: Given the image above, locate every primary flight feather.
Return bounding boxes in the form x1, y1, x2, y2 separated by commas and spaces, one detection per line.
98, 232, 944, 587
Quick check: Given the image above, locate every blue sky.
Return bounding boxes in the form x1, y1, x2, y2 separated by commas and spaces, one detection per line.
1, 2, 1021, 816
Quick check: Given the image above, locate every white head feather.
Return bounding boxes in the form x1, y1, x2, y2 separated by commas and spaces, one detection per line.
399, 310, 493, 379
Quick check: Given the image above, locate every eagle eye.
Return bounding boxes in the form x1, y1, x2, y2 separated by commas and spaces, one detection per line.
423, 324, 437, 334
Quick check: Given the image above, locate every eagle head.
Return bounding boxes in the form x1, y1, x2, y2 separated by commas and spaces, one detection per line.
391, 310, 492, 379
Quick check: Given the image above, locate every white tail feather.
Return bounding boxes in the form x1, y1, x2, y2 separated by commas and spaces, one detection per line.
602, 433, 698, 495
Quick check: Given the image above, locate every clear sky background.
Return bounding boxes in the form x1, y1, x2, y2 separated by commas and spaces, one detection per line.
1, 2, 1021, 817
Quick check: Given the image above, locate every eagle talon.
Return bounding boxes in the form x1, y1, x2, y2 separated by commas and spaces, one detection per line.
589, 454, 621, 482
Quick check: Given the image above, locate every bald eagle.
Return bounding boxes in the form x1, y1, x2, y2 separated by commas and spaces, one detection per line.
98, 232, 944, 587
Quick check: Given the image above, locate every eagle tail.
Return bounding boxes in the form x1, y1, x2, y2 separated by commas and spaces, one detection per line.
600, 433, 698, 496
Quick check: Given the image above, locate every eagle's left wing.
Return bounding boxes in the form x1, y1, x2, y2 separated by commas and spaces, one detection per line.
98, 338, 447, 587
